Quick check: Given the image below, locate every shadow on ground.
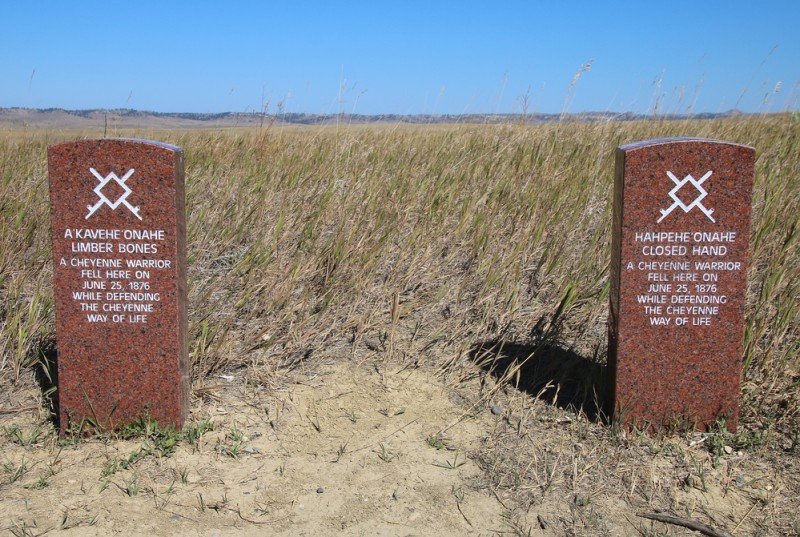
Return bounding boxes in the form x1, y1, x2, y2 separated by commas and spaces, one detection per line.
33, 339, 59, 428
471, 339, 607, 422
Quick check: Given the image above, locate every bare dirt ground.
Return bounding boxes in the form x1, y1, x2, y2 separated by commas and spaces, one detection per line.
1, 344, 798, 537
2, 357, 506, 537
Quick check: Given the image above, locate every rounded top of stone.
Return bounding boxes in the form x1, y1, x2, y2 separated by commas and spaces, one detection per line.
116, 138, 183, 152
618, 137, 755, 152
49, 138, 182, 153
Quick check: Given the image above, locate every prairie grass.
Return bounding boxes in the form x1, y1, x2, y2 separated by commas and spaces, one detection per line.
0, 115, 797, 446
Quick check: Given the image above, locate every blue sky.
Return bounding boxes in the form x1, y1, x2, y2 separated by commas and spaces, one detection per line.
2, 1, 798, 115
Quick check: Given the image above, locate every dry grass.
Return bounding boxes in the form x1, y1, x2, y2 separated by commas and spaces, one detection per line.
0, 115, 798, 534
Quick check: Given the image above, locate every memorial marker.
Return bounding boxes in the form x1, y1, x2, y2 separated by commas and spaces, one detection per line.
48, 139, 188, 432
608, 138, 755, 431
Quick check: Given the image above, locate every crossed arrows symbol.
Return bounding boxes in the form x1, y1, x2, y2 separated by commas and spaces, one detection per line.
657, 170, 715, 224
85, 168, 142, 220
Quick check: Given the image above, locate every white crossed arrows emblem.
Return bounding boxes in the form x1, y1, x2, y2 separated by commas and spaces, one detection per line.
85, 168, 142, 220
657, 170, 715, 224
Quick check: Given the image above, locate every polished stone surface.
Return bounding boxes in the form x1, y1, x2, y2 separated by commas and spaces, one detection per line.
48, 139, 188, 432
608, 138, 755, 431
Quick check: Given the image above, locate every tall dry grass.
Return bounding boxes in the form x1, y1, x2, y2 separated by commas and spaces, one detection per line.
0, 115, 797, 443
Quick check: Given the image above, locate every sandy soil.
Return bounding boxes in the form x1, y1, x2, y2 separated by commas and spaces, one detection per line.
1, 356, 798, 536
1, 362, 508, 536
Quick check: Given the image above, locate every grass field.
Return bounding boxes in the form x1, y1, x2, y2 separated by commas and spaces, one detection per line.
0, 115, 798, 535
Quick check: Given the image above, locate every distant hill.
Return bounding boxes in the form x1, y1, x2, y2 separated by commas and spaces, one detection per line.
0, 107, 747, 130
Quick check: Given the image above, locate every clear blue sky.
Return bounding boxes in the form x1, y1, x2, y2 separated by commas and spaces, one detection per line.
2, 1, 798, 115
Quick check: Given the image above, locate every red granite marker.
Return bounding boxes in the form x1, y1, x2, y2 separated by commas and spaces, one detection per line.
48, 139, 188, 432
608, 138, 755, 431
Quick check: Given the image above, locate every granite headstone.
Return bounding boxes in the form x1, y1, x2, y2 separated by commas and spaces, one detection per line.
608, 138, 755, 431
48, 139, 188, 432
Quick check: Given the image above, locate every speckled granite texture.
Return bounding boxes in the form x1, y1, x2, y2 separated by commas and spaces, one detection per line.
48, 139, 188, 432
608, 138, 755, 431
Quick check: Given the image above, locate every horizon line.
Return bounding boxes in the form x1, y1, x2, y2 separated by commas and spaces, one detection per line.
1, 105, 757, 117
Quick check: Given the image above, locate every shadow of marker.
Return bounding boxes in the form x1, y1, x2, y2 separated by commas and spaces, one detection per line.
470, 339, 607, 422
